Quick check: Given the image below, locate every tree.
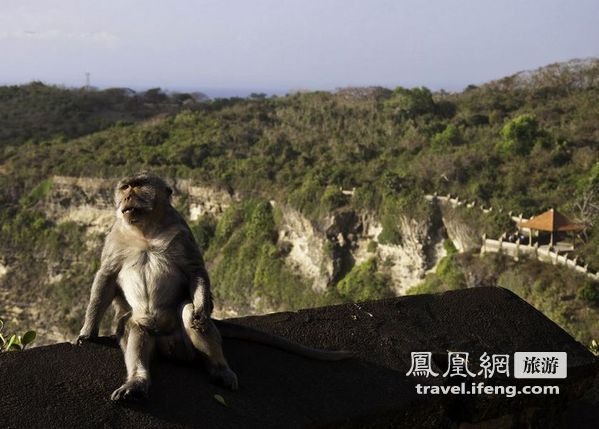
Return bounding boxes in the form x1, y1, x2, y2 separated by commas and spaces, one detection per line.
574, 188, 599, 236
432, 124, 462, 148
500, 114, 540, 155
384, 86, 436, 119
191, 91, 209, 102
249, 93, 267, 99
142, 88, 167, 104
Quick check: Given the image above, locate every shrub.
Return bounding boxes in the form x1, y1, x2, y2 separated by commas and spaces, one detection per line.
320, 186, 348, 212
378, 212, 402, 245
443, 239, 458, 256
377, 188, 430, 246
432, 124, 462, 148
336, 258, 393, 302
577, 280, 599, 304
435, 254, 466, 290
367, 241, 378, 253
246, 200, 276, 240
352, 185, 381, 212
213, 205, 244, 245
385, 86, 436, 119
288, 177, 324, 218
407, 251, 466, 295
0, 319, 36, 352
189, 215, 217, 252
485, 210, 515, 238
499, 114, 541, 155
20, 178, 53, 206
406, 274, 444, 295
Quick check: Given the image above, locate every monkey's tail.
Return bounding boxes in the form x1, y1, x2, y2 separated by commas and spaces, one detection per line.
214, 319, 354, 361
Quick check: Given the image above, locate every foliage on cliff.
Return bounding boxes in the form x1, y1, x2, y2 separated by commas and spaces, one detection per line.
198, 199, 336, 313
335, 258, 393, 302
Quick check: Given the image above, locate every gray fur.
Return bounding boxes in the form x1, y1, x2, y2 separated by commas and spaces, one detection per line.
79, 172, 351, 402
79, 172, 237, 401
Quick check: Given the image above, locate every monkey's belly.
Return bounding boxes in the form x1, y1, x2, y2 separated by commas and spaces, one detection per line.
118, 253, 186, 334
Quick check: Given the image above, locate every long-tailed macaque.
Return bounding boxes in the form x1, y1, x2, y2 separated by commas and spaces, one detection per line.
78, 172, 351, 401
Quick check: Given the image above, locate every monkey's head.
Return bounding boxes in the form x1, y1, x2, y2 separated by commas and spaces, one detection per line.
115, 172, 173, 226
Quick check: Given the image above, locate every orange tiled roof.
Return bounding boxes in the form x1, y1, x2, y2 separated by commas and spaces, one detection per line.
518, 209, 584, 232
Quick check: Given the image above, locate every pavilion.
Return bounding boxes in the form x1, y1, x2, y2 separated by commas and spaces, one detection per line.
518, 208, 584, 248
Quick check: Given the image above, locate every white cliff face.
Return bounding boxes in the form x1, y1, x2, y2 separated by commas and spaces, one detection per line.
277, 207, 446, 295
46, 176, 237, 229
46, 176, 115, 232
353, 215, 442, 294
59, 206, 115, 234
174, 180, 237, 221
277, 205, 334, 291
36, 176, 450, 300
440, 209, 482, 252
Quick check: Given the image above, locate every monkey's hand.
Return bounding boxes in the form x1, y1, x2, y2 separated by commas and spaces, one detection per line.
190, 305, 210, 333
76, 327, 98, 345
76, 334, 94, 345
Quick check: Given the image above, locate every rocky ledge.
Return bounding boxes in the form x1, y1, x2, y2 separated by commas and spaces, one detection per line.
0, 287, 597, 428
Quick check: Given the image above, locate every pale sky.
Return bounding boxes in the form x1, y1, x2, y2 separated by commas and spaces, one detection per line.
1, 0, 598, 96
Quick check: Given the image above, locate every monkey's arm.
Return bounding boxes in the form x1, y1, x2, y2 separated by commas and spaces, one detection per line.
189, 265, 213, 328
175, 229, 213, 327
79, 262, 119, 342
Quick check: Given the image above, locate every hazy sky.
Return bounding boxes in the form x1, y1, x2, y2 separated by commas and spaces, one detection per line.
1, 0, 598, 95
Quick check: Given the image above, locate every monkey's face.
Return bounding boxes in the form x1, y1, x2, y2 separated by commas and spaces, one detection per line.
115, 173, 172, 225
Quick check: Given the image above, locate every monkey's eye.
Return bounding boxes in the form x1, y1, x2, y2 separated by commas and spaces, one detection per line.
120, 184, 130, 191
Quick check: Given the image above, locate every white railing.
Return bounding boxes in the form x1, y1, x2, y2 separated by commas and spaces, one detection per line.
416, 192, 595, 280
425, 193, 493, 213
481, 234, 599, 281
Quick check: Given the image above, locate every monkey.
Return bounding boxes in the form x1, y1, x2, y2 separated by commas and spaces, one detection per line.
78, 172, 352, 401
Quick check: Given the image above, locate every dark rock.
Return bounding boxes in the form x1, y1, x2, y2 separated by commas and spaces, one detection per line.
0, 287, 597, 428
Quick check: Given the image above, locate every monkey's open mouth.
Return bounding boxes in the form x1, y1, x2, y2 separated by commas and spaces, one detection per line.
122, 206, 146, 215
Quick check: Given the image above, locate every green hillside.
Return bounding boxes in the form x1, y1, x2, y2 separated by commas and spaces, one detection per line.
0, 82, 202, 149
0, 59, 598, 346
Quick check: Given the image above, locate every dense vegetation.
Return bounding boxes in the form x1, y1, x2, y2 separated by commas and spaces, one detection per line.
199, 200, 335, 313
0, 82, 205, 149
408, 250, 599, 346
3, 62, 598, 243
0, 59, 598, 346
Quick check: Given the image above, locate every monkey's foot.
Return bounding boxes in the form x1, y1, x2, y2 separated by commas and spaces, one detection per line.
110, 378, 149, 402
209, 366, 238, 390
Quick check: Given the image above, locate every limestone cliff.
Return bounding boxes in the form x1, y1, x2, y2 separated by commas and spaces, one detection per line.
40, 177, 451, 295
0, 176, 484, 344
